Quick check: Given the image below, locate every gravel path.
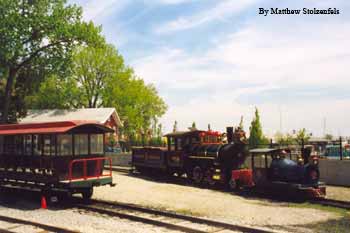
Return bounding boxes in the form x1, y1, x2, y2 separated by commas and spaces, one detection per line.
326, 185, 350, 202
94, 172, 343, 232
0, 198, 185, 233
0, 171, 348, 233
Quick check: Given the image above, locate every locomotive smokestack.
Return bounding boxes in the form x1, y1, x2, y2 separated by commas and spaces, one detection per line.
226, 127, 234, 144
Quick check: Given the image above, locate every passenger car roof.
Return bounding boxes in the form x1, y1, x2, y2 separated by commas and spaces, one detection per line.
0, 121, 114, 135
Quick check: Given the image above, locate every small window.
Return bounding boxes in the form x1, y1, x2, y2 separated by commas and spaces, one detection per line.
0, 136, 3, 154
169, 137, 175, 151
14, 136, 23, 155
33, 135, 41, 156
57, 134, 72, 156
90, 134, 104, 154
74, 134, 89, 156
176, 138, 182, 151
24, 135, 32, 155
43, 135, 55, 156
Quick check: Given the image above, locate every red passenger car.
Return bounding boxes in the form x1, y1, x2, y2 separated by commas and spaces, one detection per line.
0, 121, 114, 199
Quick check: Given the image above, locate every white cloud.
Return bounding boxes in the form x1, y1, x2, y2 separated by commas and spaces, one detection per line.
155, 0, 258, 34
80, 0, 130, 22
133, 19, 350, 136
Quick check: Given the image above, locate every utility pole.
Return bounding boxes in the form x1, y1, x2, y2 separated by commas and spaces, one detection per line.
279, 105, 282, 133
323, 117, 326, 136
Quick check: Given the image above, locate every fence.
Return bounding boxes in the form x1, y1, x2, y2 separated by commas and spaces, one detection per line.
252, 137, 350, 161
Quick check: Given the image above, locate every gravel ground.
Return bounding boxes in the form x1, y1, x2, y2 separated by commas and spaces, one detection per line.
94, 172, 346, 233
326, 186, 350, 202
0, 198, 186, 233
0, 171, 349, 233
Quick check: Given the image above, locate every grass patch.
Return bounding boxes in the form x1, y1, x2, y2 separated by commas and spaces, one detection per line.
286, 202, 349, 216
286, 202, 350, 233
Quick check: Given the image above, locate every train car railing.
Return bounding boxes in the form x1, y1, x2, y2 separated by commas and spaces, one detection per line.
68, 157, 112, 181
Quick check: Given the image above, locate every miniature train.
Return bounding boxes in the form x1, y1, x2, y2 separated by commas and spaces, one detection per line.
132, 127, 326, 198
132, 127, 252, 188
0, 121, 115, 199
250, 148, 326, 198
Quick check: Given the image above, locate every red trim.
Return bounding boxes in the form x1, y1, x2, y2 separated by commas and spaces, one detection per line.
305, 187, 326, 198
232, 169, 254, 187
0, 120, 112, 135
68, 157, 112, 181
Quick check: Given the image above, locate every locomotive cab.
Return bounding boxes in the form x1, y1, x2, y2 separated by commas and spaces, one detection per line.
250, 148, 326, 199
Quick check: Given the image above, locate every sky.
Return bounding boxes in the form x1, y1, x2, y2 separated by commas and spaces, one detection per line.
69, 0, 350, 137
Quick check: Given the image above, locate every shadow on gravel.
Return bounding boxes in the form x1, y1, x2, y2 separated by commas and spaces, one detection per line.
121, 170, 309, 205
0, 187, 77, 211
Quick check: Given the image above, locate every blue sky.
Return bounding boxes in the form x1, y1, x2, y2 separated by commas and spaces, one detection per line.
69, 0, 350, 137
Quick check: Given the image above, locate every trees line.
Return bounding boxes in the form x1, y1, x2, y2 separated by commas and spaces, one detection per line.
0, 0, 167, 142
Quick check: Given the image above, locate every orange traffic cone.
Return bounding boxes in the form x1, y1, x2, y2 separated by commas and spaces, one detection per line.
41, 196, 47, 209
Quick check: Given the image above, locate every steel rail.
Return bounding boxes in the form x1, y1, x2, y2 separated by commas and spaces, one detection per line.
0, 215, 79, 233
0, 228, 17, 233
75, 198, 273, 233
310, 198, 350, 210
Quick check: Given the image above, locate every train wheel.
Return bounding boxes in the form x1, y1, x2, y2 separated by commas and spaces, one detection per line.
228, 178, 238, 191
81, 188, 93, 200
192, 166, 204, 184
205, 169, 216, 186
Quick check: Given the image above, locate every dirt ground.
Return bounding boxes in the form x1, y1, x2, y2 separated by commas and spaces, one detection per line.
94, 171, 350, 233
326, 186, 350, 202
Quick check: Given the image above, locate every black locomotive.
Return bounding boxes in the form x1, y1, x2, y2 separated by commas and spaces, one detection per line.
250, 148, 325, 198
132, 127, 251, 187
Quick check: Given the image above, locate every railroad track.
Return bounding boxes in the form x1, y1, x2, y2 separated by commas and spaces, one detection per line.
74, 198, 273, 233
0, 215, 79, 233
311, 198, 350, 210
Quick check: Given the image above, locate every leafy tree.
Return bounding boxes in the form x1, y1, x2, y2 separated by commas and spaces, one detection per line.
29, 44, 167, 142
192, 122, 197, 129
239, 115, 244, 130
274, 132, 296, 145
249, 107, 269, 148
0, 0, 103, 123
173, 121, 178, 132
325, 134, 333, 141
295, 128, 311, 144
188, 121, 197, 131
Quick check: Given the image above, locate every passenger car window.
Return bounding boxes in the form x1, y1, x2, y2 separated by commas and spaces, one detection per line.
24, 135, 32, 155
33, 135, 42, 156
74, 134, 89, 155
90, 134, 104, 154
57, 134, 73, 156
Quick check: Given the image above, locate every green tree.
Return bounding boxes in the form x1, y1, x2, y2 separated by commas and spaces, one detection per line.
173, 121, 178, 132
295, 128, 311, 144
249, 108, 269, 148
0, 0, 103, 123
29, 44, 167, 142
325, 134, 333, 141
188, 121, 197, 131
274, 132, 296, 145
239, 115, 244, 130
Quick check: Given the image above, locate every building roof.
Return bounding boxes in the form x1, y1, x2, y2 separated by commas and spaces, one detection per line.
0, 121, 114, 135
20, 108, 122, 126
